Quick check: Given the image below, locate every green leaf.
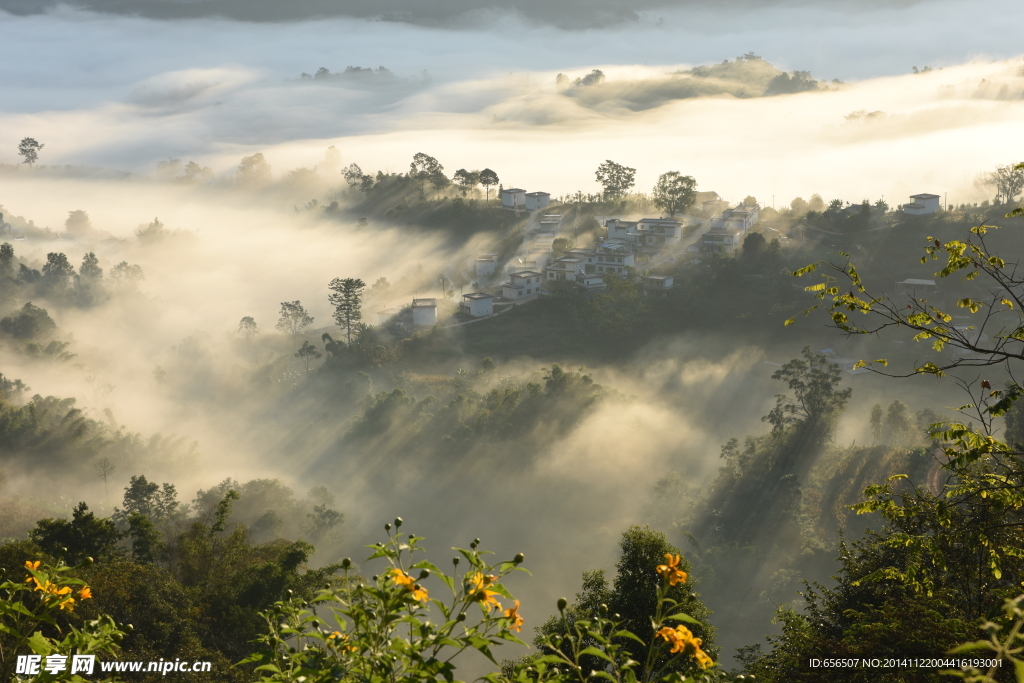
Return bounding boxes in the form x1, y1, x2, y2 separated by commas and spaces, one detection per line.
612, 630, 646, 645
665, 612, 702, 625
27, 631, 54, 655
948, 640, 993, 654
578, 647, 614, 663
1014, 657, 1024, 683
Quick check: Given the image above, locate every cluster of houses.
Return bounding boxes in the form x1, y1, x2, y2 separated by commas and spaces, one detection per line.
388, 191, 941, 325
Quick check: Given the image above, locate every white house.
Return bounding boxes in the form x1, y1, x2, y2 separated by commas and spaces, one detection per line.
501, 188, 527, 210
903, 193, 941, 215
411, 298, 437, 325
576, 273, 606, 292
525, 192, 551, 211
606, 219, 639, 242
701, 227, 744, 253
501, 270, 543, 300
636, 218, 684, 247
459, 292, 494, 317
586, 243, 634, 276
475, 254, 498, 277
643, 275, 674, 297
710, 203, 759, 231
544, 257, 587, 283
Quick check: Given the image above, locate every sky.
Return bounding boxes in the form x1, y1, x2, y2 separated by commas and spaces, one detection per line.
1, 0, 1022, 207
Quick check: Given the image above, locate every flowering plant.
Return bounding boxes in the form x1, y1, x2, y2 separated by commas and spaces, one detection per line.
244, 517, 530, 682
1, 555, 126, 682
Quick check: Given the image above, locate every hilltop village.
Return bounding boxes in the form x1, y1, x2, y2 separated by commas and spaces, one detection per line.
383, 186, 943, 329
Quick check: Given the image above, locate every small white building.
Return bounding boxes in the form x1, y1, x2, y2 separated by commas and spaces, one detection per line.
475, 254, 498, 277
576, 273, 606, 292
643, 275, 674, 297
606, 219, 639, 242
525, 192, 551, 211
502, 271, 544, 300
501, 188, 527, 210
580, 243, 634, 276
411, 298, 437, 325
701, 227, 744, 253
544, 257, 587, 283
711, 204, 759, 232
459, 292, 494, 317
636, 218, 684, 247
903, 193, 941, 215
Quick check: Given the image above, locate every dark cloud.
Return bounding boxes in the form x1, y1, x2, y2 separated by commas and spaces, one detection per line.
0, 0, 919, 29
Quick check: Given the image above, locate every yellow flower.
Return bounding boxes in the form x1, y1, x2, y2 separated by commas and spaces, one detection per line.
503, 600, 524, 632
327, 632, 357, 653
25, 560, 41, 570
389, 568, 416, 588
79, 587, 93, 600
58, 597, 76, 612
655, 554, 688, 586
467, 572, 501, 610
656, 625, 712, 669
389, 569, 428, 602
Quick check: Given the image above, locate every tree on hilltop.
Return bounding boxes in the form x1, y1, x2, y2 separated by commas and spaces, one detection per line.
652, 171, 697, 216
18, 137, 44, 167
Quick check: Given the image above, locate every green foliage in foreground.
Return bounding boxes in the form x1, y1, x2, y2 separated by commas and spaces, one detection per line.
741, 201, 1024, 681
244, 521, 727, 683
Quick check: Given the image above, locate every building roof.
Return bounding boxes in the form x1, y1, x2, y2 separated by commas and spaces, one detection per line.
502, 188, 526, 193
411, 298, 437, 307
509, 270, 543, 277
910, 193, 941, 199
476, 254, 497, 261
463, 292, 494, 300
639, 217, 682, 224
644, 275, 673, 282
526, 191, 550, 197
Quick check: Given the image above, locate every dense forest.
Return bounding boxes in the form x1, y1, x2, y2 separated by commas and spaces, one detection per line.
4, 148, 1024, 683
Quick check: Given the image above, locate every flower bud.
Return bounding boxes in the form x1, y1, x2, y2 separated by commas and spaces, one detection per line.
83, 557, 94, 567
599, 604, 608, 615
453, 557, 460, 565
557, 597, 568, 611
395, 517, 403, 528
385, 523, 392, 532
418, 569, 430, 580
513, 553, 525, 564
342, 558, 352, 569
457, 612, 467, 622
126, 624, 134, 631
